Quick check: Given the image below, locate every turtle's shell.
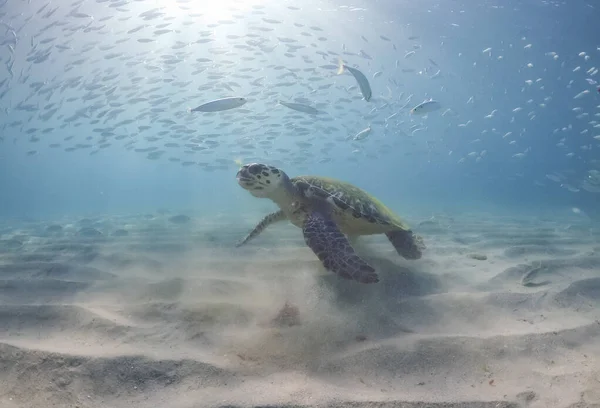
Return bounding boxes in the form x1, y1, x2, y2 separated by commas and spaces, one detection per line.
291, 175, 411, 233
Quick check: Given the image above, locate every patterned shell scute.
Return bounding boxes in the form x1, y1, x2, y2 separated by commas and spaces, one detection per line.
291, 176, 410, 230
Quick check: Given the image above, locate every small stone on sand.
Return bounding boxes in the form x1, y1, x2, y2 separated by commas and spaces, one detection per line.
168, 214, 191, 224
271, 302, 301, 327
468, 253, 488, 261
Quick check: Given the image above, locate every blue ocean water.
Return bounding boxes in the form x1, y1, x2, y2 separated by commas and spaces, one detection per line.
0, 0, 598, 220
3, 3, 600, 407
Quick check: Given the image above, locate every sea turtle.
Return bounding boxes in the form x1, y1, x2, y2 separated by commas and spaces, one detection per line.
236, 163, 425, 284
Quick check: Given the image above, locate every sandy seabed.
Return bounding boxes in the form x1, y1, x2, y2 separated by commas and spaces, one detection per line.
0, 211, 599, 408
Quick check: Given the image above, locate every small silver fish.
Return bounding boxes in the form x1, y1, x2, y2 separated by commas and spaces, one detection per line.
190, 97, 247, 112
278, 101, 319, 114
410, 99, 441, 115
353, 126, 372, 140
337, 59, 372, 101
573, 90, 589, 99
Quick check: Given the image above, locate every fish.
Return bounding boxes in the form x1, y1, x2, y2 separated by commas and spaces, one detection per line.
353, 126, 372, 140
190, 97, 247, 112
337, 59, 372, 101
573, 90, 589, 99
278, 101, 320, 114
410, 99, 441, 115
3, 0, 598, 188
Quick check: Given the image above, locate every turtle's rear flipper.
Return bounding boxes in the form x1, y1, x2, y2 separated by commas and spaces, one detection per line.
303, 211, 379, 284
386, 230, 425, 260
236, 210, 287, 247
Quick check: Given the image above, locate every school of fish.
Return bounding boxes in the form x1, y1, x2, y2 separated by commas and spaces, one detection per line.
0, 0, 599, 195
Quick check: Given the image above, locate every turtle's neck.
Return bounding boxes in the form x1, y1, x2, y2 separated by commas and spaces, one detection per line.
267, 177, 298, 211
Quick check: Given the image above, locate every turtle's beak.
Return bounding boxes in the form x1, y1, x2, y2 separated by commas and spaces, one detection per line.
236, 165, 253, 187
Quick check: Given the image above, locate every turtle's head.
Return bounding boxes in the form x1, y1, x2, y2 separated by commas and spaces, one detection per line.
236, 163, 290, 198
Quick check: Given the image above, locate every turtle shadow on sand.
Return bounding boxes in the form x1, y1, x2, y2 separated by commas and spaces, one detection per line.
298, 254, 445, 340
320, 256, 443, 301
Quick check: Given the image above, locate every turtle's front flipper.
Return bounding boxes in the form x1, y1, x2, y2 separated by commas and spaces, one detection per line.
236, 210, 287, 247
302, 211, 379, 284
